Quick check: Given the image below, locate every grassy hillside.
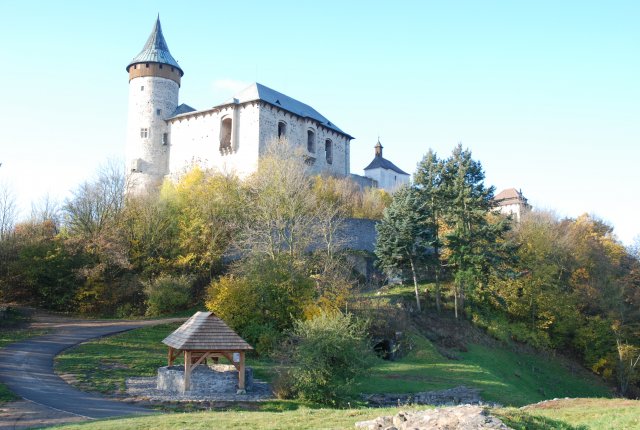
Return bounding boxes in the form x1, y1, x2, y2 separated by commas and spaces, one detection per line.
356, 332, 609, 406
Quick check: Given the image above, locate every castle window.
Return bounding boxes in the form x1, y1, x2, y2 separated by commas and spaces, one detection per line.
159, 64, 163, 69
162, 133, 168, 145
325, 139, 333, 164
156, 109, 161, 116
145, 63, 149, 68
140, 85, 144, 91
171, 67, 174, 72
307, 130, 315, 153
277, 121, 287, 139
220, 117, 232, 154
140, 128, 148, 138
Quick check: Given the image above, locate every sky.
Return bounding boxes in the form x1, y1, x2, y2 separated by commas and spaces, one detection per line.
0, 1, 638, 243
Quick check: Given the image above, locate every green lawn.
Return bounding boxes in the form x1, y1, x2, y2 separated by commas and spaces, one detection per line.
47, 398, 640, 430
355, 332, 611, 406
495, 398, 640, 430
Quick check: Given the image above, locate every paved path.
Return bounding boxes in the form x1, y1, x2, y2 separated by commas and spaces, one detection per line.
0, 314, 184, 429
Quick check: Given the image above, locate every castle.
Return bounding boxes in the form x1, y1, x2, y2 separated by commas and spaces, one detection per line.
125, 18, 409, 193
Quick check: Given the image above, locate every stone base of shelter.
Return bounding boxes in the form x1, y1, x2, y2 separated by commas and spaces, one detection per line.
125, 365, 272, 402
157, 364, 253, 394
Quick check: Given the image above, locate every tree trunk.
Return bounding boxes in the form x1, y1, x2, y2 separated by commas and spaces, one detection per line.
434, 246, 441, 312
410, 258, 422, 312
454, 286, 458, 319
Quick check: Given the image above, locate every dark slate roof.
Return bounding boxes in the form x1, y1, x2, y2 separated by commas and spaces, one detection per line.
171, 103, 196, 117
162, 311, 253, 351
364, 155, 409, 175
219, 83, 352, 138
127, 17, 183, 75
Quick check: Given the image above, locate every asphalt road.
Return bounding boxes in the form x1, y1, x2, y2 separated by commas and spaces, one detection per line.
0, 316, 183, 428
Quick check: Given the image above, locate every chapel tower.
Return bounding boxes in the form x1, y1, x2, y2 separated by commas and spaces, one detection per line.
125, 17, 183, 193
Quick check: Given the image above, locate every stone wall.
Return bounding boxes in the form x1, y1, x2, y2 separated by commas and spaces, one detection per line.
157, 365, 253, 394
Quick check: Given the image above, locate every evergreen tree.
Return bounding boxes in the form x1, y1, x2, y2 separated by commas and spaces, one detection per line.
440, 144, 504, 318
414, 149, 445, 311
375, 186, 434, 312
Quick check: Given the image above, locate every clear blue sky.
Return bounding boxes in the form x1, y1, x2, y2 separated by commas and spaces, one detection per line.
1, 1, 638, 243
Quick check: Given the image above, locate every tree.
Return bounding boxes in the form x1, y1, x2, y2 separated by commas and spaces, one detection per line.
440, 144, 506, 318
414, 149, 445, 311
375, 186, 434, 312
0, 183, 18, 241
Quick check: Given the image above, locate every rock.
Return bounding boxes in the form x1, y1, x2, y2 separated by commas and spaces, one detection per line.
363, 386, 482, 407
355, 406, 513, 430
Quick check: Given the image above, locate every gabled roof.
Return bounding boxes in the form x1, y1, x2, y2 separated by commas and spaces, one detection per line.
218, 83, 352, 138
364, 155, 409, 175
171, 103, 196, 117
162, 311, 253, 351
494, 188, 528, 206
127, 17, 183, 75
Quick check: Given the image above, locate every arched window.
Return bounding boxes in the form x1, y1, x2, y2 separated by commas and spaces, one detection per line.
325, 139, 333, 164
220, 117, 232, 153
278, 121, 287, 139
307, 130, 315, 153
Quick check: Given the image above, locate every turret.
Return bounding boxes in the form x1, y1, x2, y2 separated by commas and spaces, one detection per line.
125, 17, 183, 193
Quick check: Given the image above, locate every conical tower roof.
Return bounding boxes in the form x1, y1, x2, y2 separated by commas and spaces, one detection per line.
162, 311, 253, 351
127, 16, 183, 75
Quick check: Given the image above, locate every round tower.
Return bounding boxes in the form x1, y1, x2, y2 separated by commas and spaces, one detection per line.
125, 17, 183, 193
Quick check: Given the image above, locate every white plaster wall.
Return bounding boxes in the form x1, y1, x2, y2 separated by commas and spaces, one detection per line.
365, 168, 410, 193
257, 103, 350, 176
498, 203, 523, 221
126, 76, 178, 191
168, 103, 261, 178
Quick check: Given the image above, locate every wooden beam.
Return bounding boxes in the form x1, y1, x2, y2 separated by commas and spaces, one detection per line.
184, 350, 192, 392
238, 351, 246, 392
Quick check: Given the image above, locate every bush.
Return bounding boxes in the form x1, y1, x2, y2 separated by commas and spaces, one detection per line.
206, 255, 315, 355
278, 311, 375, 406
144, 274, 192, 316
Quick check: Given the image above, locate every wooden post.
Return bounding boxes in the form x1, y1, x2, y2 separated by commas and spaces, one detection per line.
238, 351, 246, 393
168, 347, 174, 366
184, 350, 192, 392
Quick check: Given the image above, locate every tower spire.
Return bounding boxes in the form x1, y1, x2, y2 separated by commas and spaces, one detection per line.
126, 17, 183, 76
375, 139, 383, 157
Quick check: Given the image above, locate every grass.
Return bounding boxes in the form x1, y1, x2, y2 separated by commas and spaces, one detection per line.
46, 398, 640, 430
354, 332, 610, 406
43, 406, 408, 430
495, 398, 640, 430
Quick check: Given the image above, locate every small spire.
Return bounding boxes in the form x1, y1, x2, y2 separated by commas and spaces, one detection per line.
375, 139, 383, 157
126, 17, 183, 75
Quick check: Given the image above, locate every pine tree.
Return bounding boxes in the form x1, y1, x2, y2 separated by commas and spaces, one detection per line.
441, 144, 500, 318
375, 186, 434, 312
414, 149, 444, 312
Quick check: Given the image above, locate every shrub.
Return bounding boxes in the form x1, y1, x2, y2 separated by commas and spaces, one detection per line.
206, 255, 315, 355
144, 274, 192, 316
278, 311, 375, 406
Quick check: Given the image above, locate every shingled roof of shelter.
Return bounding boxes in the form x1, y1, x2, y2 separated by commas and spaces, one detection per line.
126, 16, 183, 75
216, 83, 352, 138
162, 311, 253, 351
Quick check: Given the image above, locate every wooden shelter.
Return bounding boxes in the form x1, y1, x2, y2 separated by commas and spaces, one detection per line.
162, 311, 253, 392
